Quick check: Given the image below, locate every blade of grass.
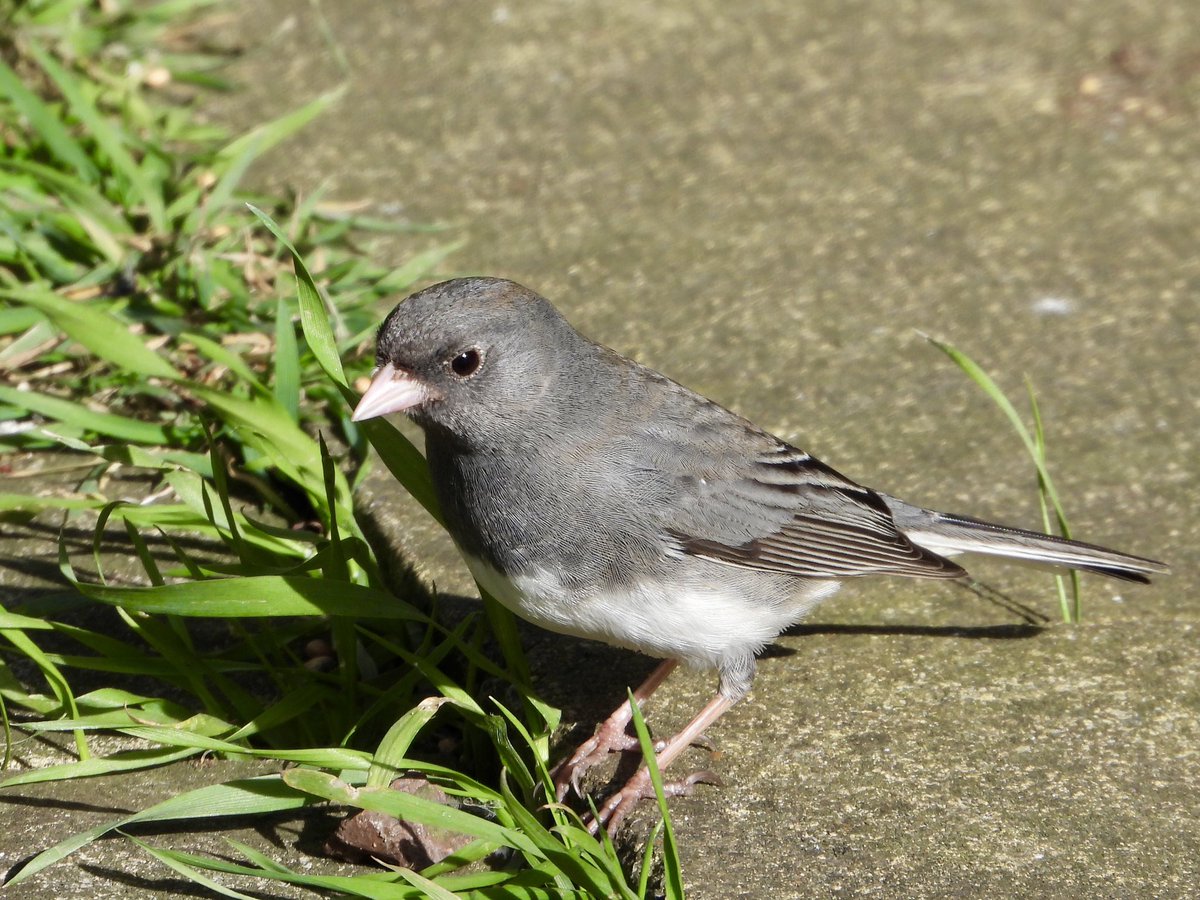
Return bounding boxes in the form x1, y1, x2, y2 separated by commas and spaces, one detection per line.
116, 727, 371, 770
128, 841, 427, 899
68, 574, 428, 619
0, 56, 100, 181
3, 286, 180, 379
0, 617, 87, 760
125, 834, 259, 900
367, 696, 450, 788
629, 691, 684, 900
372, 239, 466, 295
247, 203, 346, 385
0, 745, 199, 788
924, 335, 1081, 622
282, 767, 533, 853
181, 331, 269, 394
0, 158, 128, 250
249, 202, 442, 521
217, 88, 347, 171
4, 775, 314, 886
1027, 380, 1081, 621
273, 295, 300, 422
495, 776, 630, 898
388, 866, 460, 900
25, 42, 167, 232
187, 385, 356, 520
0, 384, 170, 444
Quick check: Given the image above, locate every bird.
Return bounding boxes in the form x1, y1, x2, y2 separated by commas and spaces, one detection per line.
351, 276, 1168, 833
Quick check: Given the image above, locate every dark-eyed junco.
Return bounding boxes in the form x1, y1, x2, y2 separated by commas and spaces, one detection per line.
352, 277, 1167, 832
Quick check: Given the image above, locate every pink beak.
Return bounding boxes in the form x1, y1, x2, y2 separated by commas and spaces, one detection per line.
351, 363, 431, 422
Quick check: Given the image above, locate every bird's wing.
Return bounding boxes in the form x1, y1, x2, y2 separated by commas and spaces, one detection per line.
620, 380, 965, 581
668, 443, 965, 579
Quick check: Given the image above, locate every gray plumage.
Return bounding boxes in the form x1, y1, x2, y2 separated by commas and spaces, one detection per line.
354, 277, 1167, 703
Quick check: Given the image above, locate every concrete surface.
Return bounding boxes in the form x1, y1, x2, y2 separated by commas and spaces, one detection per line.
3, 0, 1197, 896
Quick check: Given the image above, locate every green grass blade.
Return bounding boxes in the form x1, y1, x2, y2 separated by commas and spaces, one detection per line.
0, 56, 99, 181
637, 818, 667, 897
247, 203, 346, 386
317, 433, 350, 579
218, 88, 347, 170
126, 835, 259, 900
925, 336, 1083, 622
1027, 380, 1081, 621
248, 203, 442, 520
0, 305, 43, 335
1, 588, 87, 761
0, 610, 55, 631
0, 384, 170, 444
181, 331, 269, 393
180, 89, 344, 236
4, 775, 313, 886
373, 239, 466, 295
0, 746, 198, 788
482, 711, 536, 798
0, 157, 127, 236
481, 588, 541, 741
129, 841, 426, 898
491, 698, 555, 803
3, 285, 180, 379
283, 767, 532, 852
390, 867, 460, 900
224, 681, 326, 742
629, 691, 684, 900
70, 574, 428, 619
187, 385, 354, 514
357, 416, 442, 521
496, 776, 628, 898
117, 727, 371, 770
25, 42, 168, 232
273, 295, 301, 421
367, 696, 450, 788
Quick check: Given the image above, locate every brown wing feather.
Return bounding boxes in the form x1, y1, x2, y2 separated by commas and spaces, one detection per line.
674, 500, 967, 579
668, 443, 966, 580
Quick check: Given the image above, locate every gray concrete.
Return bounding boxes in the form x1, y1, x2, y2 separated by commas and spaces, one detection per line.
4, 0, 1197, 895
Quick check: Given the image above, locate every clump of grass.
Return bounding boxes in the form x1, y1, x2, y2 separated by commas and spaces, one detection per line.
0, 4, 683, 895
924, 337, 1083, 622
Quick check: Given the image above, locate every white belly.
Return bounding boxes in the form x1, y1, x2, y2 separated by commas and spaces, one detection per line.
462, 553, 839, 671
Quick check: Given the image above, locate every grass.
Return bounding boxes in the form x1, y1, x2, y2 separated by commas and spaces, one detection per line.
0, 2, 680, 895
923, 336, 1083, 623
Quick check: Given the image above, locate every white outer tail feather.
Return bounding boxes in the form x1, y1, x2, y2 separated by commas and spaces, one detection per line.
901, 512, 1168, 585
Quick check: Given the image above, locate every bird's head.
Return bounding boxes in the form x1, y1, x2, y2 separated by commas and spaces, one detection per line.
352, 277, 584, 444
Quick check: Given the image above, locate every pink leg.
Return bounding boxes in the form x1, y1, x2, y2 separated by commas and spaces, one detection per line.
594, 691, 735, 835
552, 659, 679, 802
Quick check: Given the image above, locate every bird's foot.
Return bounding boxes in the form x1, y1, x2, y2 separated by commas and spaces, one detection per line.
552, 718, 650, 802
551, 660, 681, 803
591, 766, 722, 836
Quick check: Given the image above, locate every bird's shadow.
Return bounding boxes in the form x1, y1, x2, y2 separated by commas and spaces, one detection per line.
521, 578, 1047, 735
762, 620, 1043, 659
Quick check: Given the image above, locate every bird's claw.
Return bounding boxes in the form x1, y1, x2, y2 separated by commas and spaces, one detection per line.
590, 767, 722, 836
551, 726, 641, 802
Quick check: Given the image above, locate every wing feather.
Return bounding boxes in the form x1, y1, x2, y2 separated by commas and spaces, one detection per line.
664, 437, 964, 580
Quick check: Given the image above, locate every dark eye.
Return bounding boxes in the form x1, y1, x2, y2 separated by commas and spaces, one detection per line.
449, 348, 483, 378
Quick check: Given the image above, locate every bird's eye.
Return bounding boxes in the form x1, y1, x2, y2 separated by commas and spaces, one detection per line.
449, 348, 483, 378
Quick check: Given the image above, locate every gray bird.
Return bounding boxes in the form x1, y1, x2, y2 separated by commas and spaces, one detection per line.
351, 276, 1167, 832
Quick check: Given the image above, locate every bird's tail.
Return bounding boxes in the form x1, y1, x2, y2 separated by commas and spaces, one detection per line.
883, 496, 1169, 585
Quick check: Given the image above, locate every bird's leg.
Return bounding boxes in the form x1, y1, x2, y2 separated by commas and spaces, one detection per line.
590, 655, 753, 834
552, 658, 679, 802
592, 691, 736, 835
